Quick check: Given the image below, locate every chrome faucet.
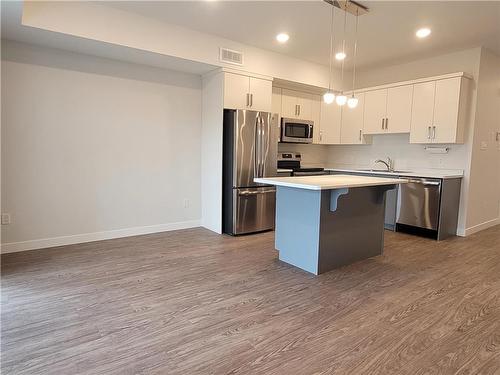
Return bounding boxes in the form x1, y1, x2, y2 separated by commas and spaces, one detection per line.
374, 157, 394, 172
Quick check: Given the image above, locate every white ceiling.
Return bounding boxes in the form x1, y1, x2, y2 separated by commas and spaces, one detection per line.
0, 1, 217, 75
109, 0, 500, 69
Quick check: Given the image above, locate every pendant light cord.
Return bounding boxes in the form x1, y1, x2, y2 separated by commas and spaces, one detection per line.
351, 9, 359, 95
340, 1, 348, 91
328, 3, 335, 91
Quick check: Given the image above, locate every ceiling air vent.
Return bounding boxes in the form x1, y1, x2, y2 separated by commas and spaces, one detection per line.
219, 47, 244, 66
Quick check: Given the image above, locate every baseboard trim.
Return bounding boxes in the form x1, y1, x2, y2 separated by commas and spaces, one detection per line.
463, 217, 500, 237
1, 220, 201, 254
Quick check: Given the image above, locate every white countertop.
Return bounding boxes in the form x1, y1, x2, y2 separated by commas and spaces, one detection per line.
324, 168, 464, 179
255, 174, 406, 191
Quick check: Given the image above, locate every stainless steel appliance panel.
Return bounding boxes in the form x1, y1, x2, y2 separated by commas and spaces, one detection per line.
397, 178, 441, 230
280, 118, 314, 143
234, 110, 258, 188
233, 187, 276, 234
259, 113, 278, 180
223, 109, 279, 235
233, 111, 277, 188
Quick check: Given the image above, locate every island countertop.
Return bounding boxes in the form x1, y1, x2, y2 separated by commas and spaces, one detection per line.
254, 174, 407, 190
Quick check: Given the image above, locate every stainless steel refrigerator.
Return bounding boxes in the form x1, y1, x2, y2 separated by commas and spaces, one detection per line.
223, 109, 278, 235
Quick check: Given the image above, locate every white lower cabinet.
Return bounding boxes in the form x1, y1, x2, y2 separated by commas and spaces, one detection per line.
340, 93, 371, 144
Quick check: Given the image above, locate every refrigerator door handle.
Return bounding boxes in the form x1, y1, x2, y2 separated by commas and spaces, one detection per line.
259, 115, 268, 177
261, 116, 269, 178
259, 115, 269, 177
238, 189, 276, 196
255, 115, 263, 178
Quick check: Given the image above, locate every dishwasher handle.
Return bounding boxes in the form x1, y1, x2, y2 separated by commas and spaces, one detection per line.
406, 178, 441, 186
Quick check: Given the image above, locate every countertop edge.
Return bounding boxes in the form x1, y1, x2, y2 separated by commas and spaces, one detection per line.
254, 176, 407, 191
324, 168, 464, 179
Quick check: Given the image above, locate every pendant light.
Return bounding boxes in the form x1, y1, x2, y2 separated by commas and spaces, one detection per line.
335, 2, 348, 106
347, 8, 359, 109
323, 3, 336, 104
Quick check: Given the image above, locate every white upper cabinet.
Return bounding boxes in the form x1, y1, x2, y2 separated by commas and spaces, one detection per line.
295, 91, 312, 120
311, 95, 322, 144
341, 93, 371, 145
249, 77, 273, 112
409, 81, 435, 143
223, 72, 272, 112
364, 86, 413, 134
281, 89, 297, 118
319, 99, 342, 144
386, 85, 413, 133
271, 87, 282, 117
224, 73, 249, 110
432, 78, 465, 143
281, 89, 313, 120
410, 77, 468, 144
363, 89, 388, 134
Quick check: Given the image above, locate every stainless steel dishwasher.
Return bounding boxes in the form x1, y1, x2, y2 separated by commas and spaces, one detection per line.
396, 177, 461, 240
397, 178, 441, 230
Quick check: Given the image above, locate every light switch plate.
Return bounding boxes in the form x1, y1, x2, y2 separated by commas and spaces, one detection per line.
1, 213, 11, 225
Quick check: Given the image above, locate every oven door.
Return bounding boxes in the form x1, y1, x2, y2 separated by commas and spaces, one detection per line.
281, 118, 313, 143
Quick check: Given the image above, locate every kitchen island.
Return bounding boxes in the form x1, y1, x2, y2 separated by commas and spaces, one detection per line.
254, 174, 407, 275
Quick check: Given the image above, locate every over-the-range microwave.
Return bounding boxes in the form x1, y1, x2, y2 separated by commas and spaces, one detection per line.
280, 118, 314, 144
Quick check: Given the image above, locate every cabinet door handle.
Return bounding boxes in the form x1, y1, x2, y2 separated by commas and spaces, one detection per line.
319, 131, 322, 142
385, 118, 389, 130
381, 118, 385, 129
428, 126, 431, 139
294, 104, 298, 116
250, 93, 253, 107
359, 130, 362, 141
298, 105, 301, 117
432, 126, 436, 139
246, 93, 250, 107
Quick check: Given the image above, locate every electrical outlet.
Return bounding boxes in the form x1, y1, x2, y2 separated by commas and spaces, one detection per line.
183, 199, 190, 208
480, 141, 488, 151
1, 213, 11, 225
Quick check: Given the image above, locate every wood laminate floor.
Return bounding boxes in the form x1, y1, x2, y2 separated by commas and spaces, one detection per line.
2, 226, 500, 375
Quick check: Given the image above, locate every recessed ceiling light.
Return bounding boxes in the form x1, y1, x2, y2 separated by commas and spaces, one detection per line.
276, 33, 289, 43
416, 28, 431, 38
335, 52, 346, 60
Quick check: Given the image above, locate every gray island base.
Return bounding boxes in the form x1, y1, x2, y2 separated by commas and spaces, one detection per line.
254, 175, 407, 275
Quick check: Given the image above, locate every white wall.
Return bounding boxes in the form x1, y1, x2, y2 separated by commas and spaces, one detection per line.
1, 41, 202, 252
465, 48, 500, 234
326, 48, 482, 235
21, 1, 335, 89
278, 143, 330, 168
201, 72, 224, 233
